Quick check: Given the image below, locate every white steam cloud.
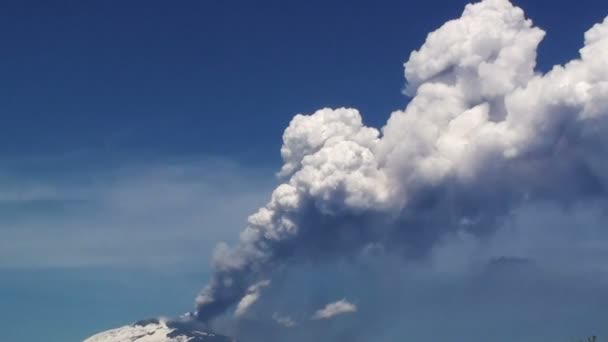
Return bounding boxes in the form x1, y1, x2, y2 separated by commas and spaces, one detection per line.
195, 0, 608, 321
311, 299, 358, 320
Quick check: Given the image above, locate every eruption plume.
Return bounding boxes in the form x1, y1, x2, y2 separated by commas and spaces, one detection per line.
195, 0, 608, 321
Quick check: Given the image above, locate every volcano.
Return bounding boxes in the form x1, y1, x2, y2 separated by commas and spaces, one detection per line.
83, 318, 235, 342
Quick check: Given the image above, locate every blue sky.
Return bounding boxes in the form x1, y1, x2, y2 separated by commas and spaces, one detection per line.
1, 0, 608, 341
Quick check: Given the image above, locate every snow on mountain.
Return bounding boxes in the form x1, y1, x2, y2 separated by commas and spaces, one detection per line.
83, 318, 234, 342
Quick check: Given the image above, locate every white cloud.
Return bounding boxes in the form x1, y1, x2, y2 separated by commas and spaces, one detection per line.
234, 279, 271, 318
174, 0, 608, 322
311, 299, 357, 320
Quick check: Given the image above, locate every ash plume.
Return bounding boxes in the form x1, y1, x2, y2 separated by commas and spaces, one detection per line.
195, 0, 608, 322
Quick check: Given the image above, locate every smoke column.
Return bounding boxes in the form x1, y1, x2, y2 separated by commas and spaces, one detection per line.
195, 0, 608, 321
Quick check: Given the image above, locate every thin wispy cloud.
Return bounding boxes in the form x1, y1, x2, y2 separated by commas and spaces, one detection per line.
234, 280, 271, 317
0, 157, 274, 269
272, 313, 297, 327
312, 300, 357, 320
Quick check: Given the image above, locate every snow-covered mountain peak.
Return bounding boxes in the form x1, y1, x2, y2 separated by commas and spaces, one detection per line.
83, 318, 234, 342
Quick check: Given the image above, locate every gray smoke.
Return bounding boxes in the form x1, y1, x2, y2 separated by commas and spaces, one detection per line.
195, 0, 608, 321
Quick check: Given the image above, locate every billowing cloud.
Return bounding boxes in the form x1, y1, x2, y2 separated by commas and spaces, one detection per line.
194, 0, 608, 323
311, 299, 357, 320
